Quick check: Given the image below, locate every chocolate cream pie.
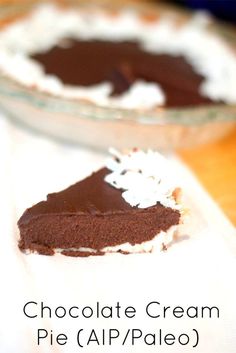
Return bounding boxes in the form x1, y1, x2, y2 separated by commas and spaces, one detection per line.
18, 149, 184, 256
0, 3, 236, 110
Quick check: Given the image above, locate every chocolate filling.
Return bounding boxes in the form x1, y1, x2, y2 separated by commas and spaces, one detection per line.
32, 39, 216, 108
18, 168, 180, 256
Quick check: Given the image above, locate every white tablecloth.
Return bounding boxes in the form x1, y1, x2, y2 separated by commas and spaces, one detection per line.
0, 113, 236, 353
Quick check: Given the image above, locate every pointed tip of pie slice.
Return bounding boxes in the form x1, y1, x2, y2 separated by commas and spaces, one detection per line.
18, 168, 135, 226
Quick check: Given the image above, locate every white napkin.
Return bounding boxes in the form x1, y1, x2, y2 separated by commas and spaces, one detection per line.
0, 113, 235, 353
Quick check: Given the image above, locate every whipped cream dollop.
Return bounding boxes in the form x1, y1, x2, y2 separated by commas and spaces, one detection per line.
0, 4, 236, 108
105, 148, 181, 210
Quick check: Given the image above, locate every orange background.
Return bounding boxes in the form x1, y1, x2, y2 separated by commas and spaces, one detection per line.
179, 129, 236, 225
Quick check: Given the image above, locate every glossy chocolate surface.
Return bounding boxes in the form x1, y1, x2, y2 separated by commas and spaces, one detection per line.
32, 40, 215, 107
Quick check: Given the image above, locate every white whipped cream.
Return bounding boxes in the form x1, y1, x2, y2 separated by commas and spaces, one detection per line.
105, 148, 181, 210
1, 3, 236, 107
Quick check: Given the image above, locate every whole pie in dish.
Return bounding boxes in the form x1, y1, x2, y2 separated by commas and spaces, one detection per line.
0, 3, 236, 110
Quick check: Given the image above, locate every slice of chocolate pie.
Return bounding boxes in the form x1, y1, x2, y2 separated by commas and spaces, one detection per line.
18, 149, 183, 256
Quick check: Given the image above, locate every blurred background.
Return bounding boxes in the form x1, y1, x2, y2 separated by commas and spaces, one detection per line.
0, 0, 236, 23
1, 0, 236, 23
165, 0, 236, 24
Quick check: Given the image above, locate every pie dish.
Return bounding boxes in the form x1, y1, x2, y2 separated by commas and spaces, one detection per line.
0, 1, 235, 149
18, 149, 184, 256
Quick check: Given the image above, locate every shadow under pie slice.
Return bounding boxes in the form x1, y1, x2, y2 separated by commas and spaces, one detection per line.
18, 168, 181, 256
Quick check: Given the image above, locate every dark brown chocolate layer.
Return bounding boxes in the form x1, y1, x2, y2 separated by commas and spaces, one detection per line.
18, 168, 180, 255
32, 39, 216, 108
